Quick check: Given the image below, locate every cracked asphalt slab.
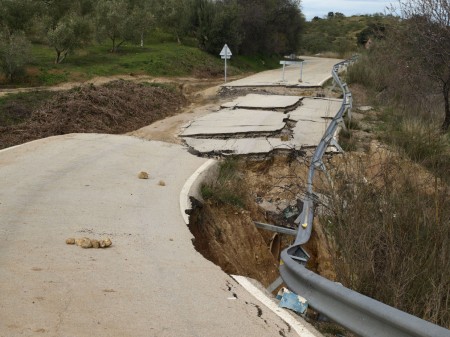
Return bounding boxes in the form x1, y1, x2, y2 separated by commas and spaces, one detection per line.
182, 97, 343, 155
0, 133, 304, 337
221, 94, 302, 110
180, 108, 287, 137
184, 137, 293, 155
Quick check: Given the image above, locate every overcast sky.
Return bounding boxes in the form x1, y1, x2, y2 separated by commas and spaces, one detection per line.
301, 0, 395, 20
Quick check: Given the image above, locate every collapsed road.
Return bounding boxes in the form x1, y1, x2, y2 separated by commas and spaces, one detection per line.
0, 56, 342, 337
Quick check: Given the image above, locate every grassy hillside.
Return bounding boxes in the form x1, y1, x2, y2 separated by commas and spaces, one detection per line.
1, 38, 280, 88
300, 14, 389, 57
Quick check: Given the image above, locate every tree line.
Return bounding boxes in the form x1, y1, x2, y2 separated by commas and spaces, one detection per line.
0, 0, 304, 81
351, 0, 450, 132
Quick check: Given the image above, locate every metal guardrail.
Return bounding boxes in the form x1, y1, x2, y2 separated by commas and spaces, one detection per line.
279, 57, 450, 337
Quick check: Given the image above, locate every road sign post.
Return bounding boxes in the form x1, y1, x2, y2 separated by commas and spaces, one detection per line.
220, 44, 232, 83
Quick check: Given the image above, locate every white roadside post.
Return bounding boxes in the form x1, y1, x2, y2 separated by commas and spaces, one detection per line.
299, 61, 304, 82
220, 44, 232, 83
281, 62, 287, 82
279, 59, 305, 83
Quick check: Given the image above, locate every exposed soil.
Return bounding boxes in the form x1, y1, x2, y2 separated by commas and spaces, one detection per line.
188, 199, 280, 287
0, 80, 187, 149
243, 156, 337, 279
188, 155, 337, 288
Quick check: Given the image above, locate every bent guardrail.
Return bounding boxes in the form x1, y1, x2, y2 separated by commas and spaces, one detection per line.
280, 252, 450, 337
279, 57, 450, 337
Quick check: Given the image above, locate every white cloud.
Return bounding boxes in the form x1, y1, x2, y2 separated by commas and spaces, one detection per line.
301, 0, 394, 20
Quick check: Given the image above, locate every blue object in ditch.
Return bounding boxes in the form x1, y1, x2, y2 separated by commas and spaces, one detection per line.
277, 288, 308, 315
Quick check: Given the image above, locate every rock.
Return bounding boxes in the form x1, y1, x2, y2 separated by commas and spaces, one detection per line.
67, 237, 112, 249
158, 180, 166, 186
357, 105, 373, 112
75, 237, 88, 246
66, 238, 75, 245
99, 238, 112, 248
80, 238, 93, 249
138, 171, 149, 179
283, 205, 299, 219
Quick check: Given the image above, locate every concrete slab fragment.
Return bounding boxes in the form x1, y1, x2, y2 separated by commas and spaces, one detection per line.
290, 98, 342, 122
185, 137, 293, 155
292, 120, 329, 146
181, 109, 286, 137
221, 94, 302, 110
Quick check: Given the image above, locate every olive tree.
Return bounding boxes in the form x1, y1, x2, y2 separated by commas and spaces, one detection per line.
0, 30, 31, 82
96, 0, 157, 52
39, 0, 94, 63
153, 0, 192, 44
47, 15, 92, 63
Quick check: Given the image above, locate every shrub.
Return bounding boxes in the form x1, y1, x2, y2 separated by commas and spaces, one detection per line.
322, 152, 450, 326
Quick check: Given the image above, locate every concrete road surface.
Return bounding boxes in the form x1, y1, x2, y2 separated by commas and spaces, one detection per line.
225, 56, 343, 87
180, 109, 286, 137
182, 97, 342, 155
221, 94, 302, 109
0, 134, 306, 337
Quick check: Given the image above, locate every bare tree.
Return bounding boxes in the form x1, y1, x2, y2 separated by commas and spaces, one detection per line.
393, 0, 450, 131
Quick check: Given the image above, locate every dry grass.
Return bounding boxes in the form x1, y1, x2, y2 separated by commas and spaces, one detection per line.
320, 148, 450, 327
201, 158, 250, 208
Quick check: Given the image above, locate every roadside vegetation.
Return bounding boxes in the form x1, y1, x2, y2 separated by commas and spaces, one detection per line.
300, 12, 392, 58
320, 0, 450, 327
322, 150, 449, 327
0, 90, 56, 126
201, 158, 249, 208
0, 0, 303, 86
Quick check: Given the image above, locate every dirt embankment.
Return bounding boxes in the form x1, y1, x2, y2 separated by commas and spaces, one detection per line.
189, 199, 280, 287
0, 80, 186, 149
188, 156, 337, 289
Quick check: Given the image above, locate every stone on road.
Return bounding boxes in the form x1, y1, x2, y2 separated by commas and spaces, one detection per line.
0, 133, 301, 337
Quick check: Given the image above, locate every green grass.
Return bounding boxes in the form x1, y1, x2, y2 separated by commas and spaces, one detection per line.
1, 36, 281, 87
23, 42, 229, 85
201, 158, 248, 208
